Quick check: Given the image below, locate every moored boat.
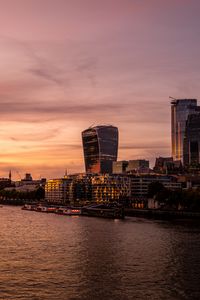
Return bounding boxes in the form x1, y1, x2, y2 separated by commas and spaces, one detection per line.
21, 203, 124, 219
22, 204, 35, 211
55, 207, 81, 216
81, 204, 124, 219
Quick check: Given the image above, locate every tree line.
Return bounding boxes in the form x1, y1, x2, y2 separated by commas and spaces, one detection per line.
148, 181, 200, 211
0, 187, 45, 205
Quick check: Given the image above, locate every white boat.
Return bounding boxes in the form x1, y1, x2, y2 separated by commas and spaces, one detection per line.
22, 204, 35, 211
55, 207, 82, 216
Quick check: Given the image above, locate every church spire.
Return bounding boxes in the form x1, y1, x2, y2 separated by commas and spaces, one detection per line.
9, 170, 11, 181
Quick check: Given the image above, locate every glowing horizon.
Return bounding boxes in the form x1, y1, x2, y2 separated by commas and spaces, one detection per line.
0, 0, 200, 179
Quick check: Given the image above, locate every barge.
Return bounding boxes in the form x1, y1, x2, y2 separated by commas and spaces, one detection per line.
81, 204, 124, 219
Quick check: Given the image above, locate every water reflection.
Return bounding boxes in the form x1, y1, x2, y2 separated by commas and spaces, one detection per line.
0, 207, 200, 299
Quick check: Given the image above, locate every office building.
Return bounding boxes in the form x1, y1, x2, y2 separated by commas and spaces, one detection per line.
69, 174, 92, 205
154, 157, 182, 174
45, 174, 130, 205
126, 160, 149, 172
113, 160, 150, 174
91, 174, 131, 203
183, 113, 200, 166
82, 125, 118, 174
154, 157, 173, 173
45, 177, 73, 205
129, 175, 181, 199
112, 161, 128, 174
171, 98, 198, 161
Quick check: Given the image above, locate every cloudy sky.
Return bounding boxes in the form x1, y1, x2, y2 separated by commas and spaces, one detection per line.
0, 0, 200, 179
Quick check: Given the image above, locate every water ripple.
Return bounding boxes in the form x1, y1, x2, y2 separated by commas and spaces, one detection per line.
0, 206, 200, 299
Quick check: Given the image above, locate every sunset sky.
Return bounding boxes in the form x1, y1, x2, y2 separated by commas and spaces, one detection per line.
0, 0, 200, 179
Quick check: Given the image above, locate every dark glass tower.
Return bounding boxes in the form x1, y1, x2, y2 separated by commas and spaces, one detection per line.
82, 125, 118, 174
171, 99, 197, 161
183, 113, 200, 166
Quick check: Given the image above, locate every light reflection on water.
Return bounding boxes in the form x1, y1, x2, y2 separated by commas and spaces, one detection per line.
0, 206, 200, 299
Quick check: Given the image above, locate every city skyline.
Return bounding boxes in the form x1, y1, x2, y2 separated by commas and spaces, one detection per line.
1, 0, 200, 179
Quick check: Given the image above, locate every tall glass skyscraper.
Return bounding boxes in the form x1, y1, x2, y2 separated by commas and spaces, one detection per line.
171, 99, 198, 161
183, 113, 200, 166
82, 125, 118, 174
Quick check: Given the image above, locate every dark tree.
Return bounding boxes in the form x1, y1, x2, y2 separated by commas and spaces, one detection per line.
148, 181, 166, 198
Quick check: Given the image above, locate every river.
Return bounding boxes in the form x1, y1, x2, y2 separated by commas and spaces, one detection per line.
0, 206, 200, 299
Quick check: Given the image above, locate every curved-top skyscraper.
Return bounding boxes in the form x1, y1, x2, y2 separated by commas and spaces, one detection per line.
82, 125, 118, 174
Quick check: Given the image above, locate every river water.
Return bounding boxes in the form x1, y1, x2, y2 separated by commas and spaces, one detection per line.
0, 206, 200, 300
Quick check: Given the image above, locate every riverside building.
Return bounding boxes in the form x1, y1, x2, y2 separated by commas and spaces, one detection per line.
82, 125, 118, 174
45, 173, 182, 208
130, 175, 181, 199
91, 174, 131, 204
129, 174, 182, 208
45, 177, 73, 205
45, 174, 131, 205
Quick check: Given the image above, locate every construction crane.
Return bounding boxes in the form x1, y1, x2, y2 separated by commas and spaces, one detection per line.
16, 171, 22, 180
169, 96, 177, 100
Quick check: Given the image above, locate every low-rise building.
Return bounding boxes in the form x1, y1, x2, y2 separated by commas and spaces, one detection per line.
112, 161, 128, 174
45, 177, 73, 205
154, 157, 182, 174
130, 175, 181, 198
113, 159, 150, 174
45, 173, 182, 207
91, 174, 131, 204
126, 160, 149, 172
45, 174, 131, 205
129, 174, 182, 208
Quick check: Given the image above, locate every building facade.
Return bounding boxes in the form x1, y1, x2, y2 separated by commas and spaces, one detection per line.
183, 113, 200, 167
129, 175, 181, 199
171, 98, 198, 161
113, 160, 150, 174
45, 174, 130, 205
91, 174, 131, 204
82, 125, 118, 174
45, 178, 73, 205
126, 160, 149, 172
112, 161, 128, 174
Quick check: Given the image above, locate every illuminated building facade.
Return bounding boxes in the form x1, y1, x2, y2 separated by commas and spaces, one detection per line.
45, 173, 182, 207
91, 174, 131, 203
82, 125, 118, 174
45, 174, 130, 205
45, 178, 73, 204
68, 174, 92, 205
171, 99, 198, 161
183, 113, 200, 166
